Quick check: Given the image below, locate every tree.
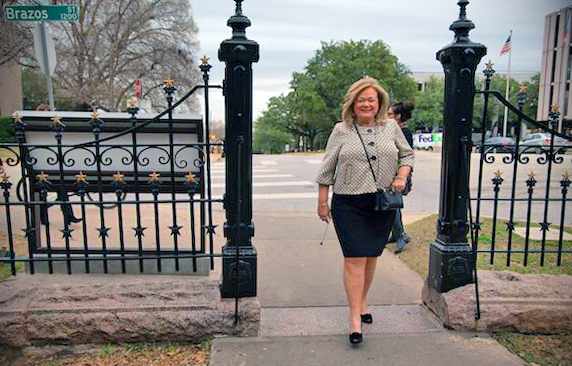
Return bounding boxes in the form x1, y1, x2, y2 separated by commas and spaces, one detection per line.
300, 40, 417, 122
253, 96, 292, 154
409, 76, 444, 132
255, 40, 418, 151
522, 73, 540, 121
48, 0, 200, 111
0, 1, 33, 66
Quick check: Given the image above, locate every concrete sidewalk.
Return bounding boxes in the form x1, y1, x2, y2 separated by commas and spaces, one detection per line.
210, 211, 525, 366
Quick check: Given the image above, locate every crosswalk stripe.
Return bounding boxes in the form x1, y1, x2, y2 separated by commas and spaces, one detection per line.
211, 181, 314, 188
260, 160, 278, 165
305, 159, 322, 165
210, 169, 279, 173
211, 192, 331, 200
210, 174, 294, 179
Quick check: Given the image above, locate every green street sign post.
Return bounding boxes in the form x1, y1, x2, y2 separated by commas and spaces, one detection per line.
3, 5, 78, 22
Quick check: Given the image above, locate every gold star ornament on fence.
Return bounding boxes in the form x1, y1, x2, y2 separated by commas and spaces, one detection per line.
51, 115, 65, 128
113, 172, 124, 183
485, 61, 494, 70
551, 105, 560, 113
1, 172, 9, 183
564, 172, 571, 181
90, 110, 100, 120
12, 113, 22, 122
519, 83, 528, 94
202, 55, 210, 66
494, 170, 503, 178
36, 171, 49, 182
528, 171, 536, 180
164, 76, 174, 87
185, 172, 196, 183
148, 171, 161, 183
75, 171, 87, 182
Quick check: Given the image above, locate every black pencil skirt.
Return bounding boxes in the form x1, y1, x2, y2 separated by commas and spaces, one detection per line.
331, 193, 396, 257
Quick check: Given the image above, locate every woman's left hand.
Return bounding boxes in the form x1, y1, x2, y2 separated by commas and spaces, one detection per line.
392, 176, 407, 193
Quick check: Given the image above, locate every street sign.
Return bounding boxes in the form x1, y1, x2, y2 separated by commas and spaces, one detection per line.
3, 5, 78, 22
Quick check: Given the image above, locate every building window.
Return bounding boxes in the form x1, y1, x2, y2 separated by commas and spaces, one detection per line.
550, 85, 555, 109
565, 82, 570, 116
554, 14, 560, 49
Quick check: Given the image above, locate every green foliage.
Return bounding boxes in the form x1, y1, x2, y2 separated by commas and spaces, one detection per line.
21, 66, 76, 111
22, 66, 47, 110
253, 98, 293, 154
0, 117, 14, 142
474, 73, 539, 133
255, 40, 417, 151
409, 76, 444, 131
98, 344, 116, 358
409, 72, 540, 134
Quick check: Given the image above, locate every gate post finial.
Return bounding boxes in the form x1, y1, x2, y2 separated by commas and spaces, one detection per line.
227, 0, 251, 39
427, 0, 487, 293
449, 0, 475, 43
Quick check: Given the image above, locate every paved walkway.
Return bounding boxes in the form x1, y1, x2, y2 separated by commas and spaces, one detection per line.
210, 212, 525, 366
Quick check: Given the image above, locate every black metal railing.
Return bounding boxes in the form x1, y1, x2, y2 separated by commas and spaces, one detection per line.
0, 60, 224, 276
470, 63, 572, 270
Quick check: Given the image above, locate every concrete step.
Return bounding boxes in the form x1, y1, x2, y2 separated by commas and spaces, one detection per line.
210, 332, 524, 366
260, 304, 442, 337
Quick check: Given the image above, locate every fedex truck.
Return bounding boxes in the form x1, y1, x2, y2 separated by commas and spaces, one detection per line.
413, 133, 442, 150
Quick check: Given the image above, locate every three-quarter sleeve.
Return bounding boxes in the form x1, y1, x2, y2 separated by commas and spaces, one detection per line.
316, 123, 344, 186
394, 122, 415, 169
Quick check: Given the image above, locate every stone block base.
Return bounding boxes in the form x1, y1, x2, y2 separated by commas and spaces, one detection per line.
0, 274, 259, 346
422, 270, 572, 334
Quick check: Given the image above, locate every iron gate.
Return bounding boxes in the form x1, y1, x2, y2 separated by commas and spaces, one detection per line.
470, 64, 571, 271
426, 1, 570, 322
0, 61, 223, 276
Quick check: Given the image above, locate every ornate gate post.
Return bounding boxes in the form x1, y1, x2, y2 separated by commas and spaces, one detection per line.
219, 0, 259, 297
427, 0, 486, 292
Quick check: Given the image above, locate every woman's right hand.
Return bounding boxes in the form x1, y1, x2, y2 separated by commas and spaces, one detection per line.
317, 203, 331, 223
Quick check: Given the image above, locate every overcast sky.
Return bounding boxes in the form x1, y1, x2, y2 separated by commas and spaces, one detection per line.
191, 0, 572, 121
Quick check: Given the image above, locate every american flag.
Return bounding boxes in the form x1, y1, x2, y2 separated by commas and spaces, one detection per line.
500, 33, 512, 56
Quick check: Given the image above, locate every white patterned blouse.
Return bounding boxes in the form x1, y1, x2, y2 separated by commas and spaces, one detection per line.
315, 120, 415, 195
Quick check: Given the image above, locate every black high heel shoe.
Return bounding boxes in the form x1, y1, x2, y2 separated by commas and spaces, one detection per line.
361, 313, 373, 324
349, 332, 363, 344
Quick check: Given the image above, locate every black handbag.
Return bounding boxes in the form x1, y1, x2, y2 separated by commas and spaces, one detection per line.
374, 189, 403, 211
354, 124, 404, 212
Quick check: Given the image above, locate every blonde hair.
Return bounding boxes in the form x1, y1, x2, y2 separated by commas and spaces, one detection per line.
341, 77, 390, 127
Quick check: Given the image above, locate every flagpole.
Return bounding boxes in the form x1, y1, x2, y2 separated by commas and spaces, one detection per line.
503, 30, 512, 137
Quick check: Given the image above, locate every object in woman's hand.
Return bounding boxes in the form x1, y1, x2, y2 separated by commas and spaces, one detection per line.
373, 190, 403, 212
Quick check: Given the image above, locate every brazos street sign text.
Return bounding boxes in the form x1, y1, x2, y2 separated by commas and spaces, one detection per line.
3, 5, 78, 22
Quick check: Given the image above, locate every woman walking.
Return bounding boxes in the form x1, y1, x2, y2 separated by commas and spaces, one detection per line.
316, 78, 414, 345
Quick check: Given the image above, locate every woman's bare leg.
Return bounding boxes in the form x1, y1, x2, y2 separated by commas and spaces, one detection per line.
361, 257, 378, 314
344, 257, 367, 333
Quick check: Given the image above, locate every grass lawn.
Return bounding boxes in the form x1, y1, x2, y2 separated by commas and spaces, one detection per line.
0, 231, 27, 280
391, 214, 572, 366
1, 341, 211, 366
393, 214, 572, 278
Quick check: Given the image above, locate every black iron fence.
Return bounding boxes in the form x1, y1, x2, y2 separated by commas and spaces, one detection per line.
469, 63, 572, 270
0, 61, 224, 276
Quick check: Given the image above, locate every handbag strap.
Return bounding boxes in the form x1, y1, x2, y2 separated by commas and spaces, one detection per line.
354, 123, 378, 187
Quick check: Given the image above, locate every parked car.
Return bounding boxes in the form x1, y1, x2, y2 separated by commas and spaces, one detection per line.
519, 133, 572, 153
477, 136, 516, 153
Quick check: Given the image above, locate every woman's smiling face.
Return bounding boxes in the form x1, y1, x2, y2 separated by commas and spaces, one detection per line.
353, 87, 379, 124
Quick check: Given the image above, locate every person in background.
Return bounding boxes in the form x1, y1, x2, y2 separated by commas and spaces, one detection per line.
35, 104, 52, 111
387, 101, 414, 254
316, 78, 414, 345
